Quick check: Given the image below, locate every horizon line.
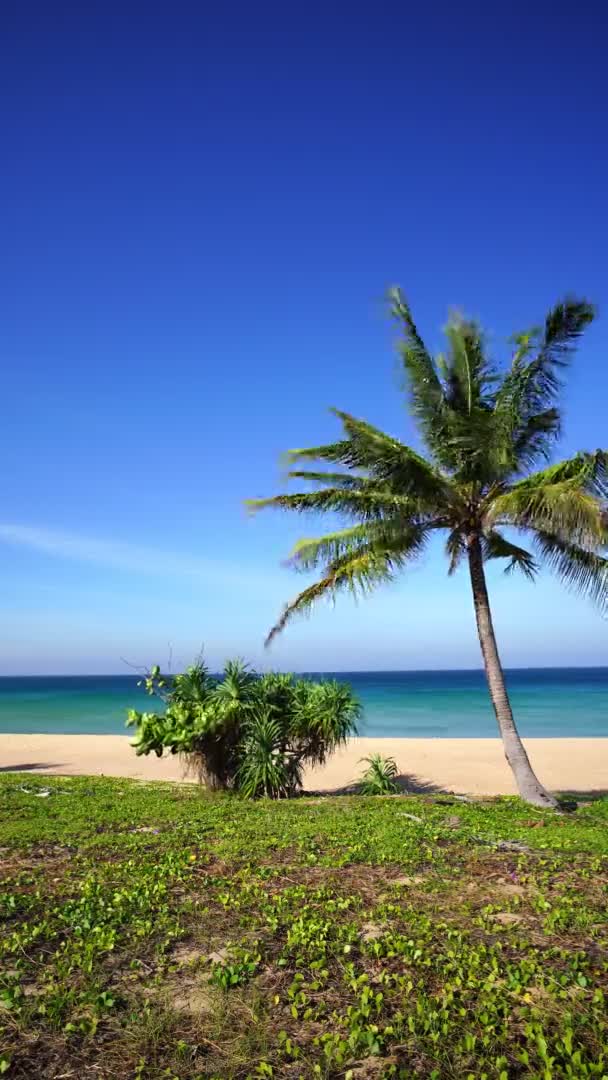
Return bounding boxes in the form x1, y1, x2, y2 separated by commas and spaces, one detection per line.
1, 663, 607, 678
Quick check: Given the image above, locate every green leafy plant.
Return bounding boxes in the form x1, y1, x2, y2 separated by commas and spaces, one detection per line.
127, 659, 360, 797
237, 708, 294, 798
358, 754, 399, 795
249, 291, 608, 808
209, 949, 260, 989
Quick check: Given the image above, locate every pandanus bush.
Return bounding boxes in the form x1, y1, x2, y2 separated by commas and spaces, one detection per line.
358, 754, 400, 795
127, 659, 360, 797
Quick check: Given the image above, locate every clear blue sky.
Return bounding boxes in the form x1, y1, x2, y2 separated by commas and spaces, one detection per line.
2, 3, 607, 674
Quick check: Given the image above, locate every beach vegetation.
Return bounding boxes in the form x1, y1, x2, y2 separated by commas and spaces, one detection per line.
0, 773, 606, 1077
127, 659, 360, 797
249, 293, 607, 808
358, 753, 400, 795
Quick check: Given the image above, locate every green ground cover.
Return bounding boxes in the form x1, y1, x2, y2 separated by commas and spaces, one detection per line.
0, 774, 606, 1078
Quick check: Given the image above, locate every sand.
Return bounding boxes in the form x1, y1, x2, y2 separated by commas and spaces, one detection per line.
0, 734, 605, 796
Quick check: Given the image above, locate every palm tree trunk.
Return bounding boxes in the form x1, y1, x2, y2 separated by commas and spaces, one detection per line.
467, 536, 558, 809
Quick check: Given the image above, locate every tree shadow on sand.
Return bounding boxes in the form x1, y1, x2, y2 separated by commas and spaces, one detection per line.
0, 763, 64, 773
306, 772, 450, 797
557, 789, 608, 803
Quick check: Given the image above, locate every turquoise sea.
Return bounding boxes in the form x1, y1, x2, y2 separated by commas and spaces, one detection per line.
0, 669, 606, 737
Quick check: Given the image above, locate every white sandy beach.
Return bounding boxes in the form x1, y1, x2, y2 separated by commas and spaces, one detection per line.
0, 734, 606, 795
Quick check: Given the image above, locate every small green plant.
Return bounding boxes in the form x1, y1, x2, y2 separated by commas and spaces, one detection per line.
357, 754, 399, 795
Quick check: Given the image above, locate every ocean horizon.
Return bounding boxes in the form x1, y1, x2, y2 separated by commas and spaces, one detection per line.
0, 668, 606, 738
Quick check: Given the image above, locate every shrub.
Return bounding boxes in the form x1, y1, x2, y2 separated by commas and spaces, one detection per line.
127, 659, 360, 798
237, 708, 295, 799
357, 753, 399, 795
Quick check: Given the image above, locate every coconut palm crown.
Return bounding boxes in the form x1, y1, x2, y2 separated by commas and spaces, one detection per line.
249, 291, 608, 807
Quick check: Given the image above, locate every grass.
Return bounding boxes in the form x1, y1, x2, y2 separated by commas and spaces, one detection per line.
0, 775, 606, 1079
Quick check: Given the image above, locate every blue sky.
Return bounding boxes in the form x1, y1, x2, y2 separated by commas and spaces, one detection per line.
1, 3, 607, 674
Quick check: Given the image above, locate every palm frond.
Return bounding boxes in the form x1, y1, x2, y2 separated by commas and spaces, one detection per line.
287, 523, 379, 572
397, 307, 500, 481
389, 287, 437, 389
264, 561, 380, 647
286, 410, 450, 508
389, 287, 448, 453
495, 484, 602, 546
524, 452, 608, 497
445, 528, 466, 575
510, 408, 562, 469
492, 299, 596, 475
524, 298, 596, 413
247, 487, 429, 521
488, 452, 608, 545
539, 297, 596, 370
482, 529, 538, 579
443, 313, 495, 414
491, 299, 596, 476
265, 525, 430, 646
534, 531, 608, 610
282, 440, 354, 467
288, 516, 443, 573
442, 406, 507, 485
492, 383, 559, 475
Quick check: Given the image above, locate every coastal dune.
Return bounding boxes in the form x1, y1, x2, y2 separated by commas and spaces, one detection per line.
0, 734, 605, 796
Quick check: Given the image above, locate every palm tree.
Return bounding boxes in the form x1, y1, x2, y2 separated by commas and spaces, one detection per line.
249, 291, 608, 808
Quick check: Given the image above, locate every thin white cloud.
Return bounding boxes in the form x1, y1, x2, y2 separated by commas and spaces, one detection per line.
0, 523, 275, 591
